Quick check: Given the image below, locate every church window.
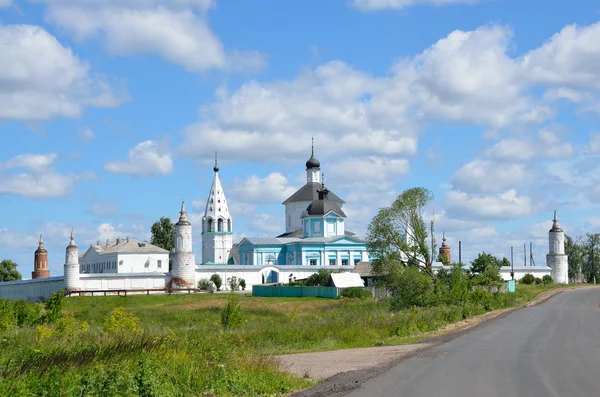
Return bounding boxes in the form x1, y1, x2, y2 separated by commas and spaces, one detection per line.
157, 260, 162, 269
314, 222, 321, 232
218, 199, 220, 203
354, 259, 360, 266
227, 219, 232, 232
342, 259, 349, 266
288, 215, 291, 227
208, 219, 213, 231
329, 259, 335, 266
309, 259, 317, 266
218, 219, 223, 232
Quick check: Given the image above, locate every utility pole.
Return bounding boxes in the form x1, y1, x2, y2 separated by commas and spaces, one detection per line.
459, 241, 462, 265
511, 246, 514, 281
524, 243, 526, 267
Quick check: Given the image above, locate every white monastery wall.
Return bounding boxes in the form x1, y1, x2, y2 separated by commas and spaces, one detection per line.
79, 273, 168, 291
499, 267, 552, 281
0, 277, 65, 301
114, 253, 168, 274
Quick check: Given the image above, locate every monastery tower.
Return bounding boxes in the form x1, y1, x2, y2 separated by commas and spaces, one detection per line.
32, 234, 50, 279
546, 210, 569, 284
64, 230, 82, 291
438, 232, 451, 264
202, 154, 233, 264
172, 201, 196, 286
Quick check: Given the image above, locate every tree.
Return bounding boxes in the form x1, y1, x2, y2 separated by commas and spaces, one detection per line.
210, 274, 222, 291
469, 252, 500, 275
305, 269, 332, 286
366, 187, 436, 279
500, 257, 511, 267
565, 234, 584, 282
0, 260, 21, 282
150, 217, 175, 270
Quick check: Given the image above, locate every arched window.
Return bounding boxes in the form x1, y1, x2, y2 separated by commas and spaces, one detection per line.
227, 219, 232, 232
208, 218, 213, 232
218, 219, 223, 232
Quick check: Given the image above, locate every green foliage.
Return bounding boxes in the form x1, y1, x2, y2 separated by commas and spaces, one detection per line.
534, 277, 543, 285
240, 279, 246, 291
210, 274, 222, 291
366, 187, 435, 279
103, 307, 141, 335
228, 276, 240, 291
305, 269, 332, 286
13, 300, 42, 327
198, 278, 210, 290
44, 289, 64, 323
470, 252, 501, 275
542, 275, 554, 285
500, 257, 511, 267
340, 287, 371, 299
470, 265, 504, 291
220, 293, 243, 329
520, 273, 535, 285
389, 267, 434, 310
0, 259, 22, 282
150, 217, 175, 270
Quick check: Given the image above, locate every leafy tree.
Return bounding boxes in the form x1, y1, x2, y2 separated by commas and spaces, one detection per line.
210, 274, 222, 291
500, 257, 511, 267
366, 187, 436, 279
542, 275, 554, 285
520, 274, 535, 285
389, 266, 434, 310
150, 217, 175, 271
44, 289, 64, 323
305, 269, 332, 286
0, 259, 21, 282
565, 234, 584, 282
470, 252, 500, 275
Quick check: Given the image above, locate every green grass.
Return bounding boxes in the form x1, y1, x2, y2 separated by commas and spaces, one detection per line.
0, 283, 580, 396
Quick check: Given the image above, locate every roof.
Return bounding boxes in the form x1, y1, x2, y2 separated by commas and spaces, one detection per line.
283, 182, 345, 205
241, 234, 365, 246
276, 229, 356, 238
306, 196, 347, 217
330, 272, 365, 288
91, 238, 169, 255
351, 262, 376, 277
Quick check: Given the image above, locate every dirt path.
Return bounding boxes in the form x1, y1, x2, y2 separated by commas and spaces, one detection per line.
283, 285, 599, 397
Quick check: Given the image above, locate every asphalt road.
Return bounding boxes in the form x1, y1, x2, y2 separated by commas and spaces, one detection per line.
346, 288, 600, 397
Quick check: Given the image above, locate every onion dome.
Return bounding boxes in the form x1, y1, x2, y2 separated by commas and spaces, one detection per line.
305, 138, 320, 169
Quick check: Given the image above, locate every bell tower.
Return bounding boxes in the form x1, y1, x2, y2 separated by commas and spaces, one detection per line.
32, 234, 50, 279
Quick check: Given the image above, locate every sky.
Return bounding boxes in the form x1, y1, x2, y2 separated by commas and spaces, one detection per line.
2, 0, 600, 277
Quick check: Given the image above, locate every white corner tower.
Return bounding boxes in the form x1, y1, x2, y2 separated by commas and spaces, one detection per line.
202, 153, 233, 265
64, 229, 82, 292
546, 210, 569, 284
172, 201, 196, 286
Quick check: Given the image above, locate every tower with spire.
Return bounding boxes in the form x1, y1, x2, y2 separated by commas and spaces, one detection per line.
546, 210, 569, 284
438, 232, 451, 264
32, 234, 50, 279
202, 152, 233, 264
172, 201, 196, 285
64, 229, 82, 291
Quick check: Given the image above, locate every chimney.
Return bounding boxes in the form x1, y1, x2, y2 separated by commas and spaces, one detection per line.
116, 237, 121, 245
126, 236, 130, 243
105, 239, 109, 248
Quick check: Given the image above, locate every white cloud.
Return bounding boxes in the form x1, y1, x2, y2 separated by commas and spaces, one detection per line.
35, 0, 266, 73
228, 173, 297, 204
0, 24, 127, 121
327, 156, 410, 190
353, 0, 478, 11
588, 132, 600, 154
522, 22, 600, 91
104, 140, 174, 177
446, 189, 534, 220
0, 0, 12, 8
89, 202, 118, 217
77, 128, 96, 142
250, 213, 284, 235
485, 128, 574, 161
452, 159, 529, 194
0, 152, 90, 199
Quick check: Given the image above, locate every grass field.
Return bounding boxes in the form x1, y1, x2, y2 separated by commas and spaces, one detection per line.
0, 283, 574, 396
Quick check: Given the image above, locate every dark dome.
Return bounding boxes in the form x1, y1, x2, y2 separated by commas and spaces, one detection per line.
306, 154, 320, 169
306, 188, 346, 217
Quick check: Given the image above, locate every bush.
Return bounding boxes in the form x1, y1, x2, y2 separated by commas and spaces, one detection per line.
534, 277, 543, 285
103, 307, 141, 335
542, 275, 554, 285
305, 269, 332, 286
44, 289, 64, 323
13, 300, 42, 327
227, 276, 239, 291
520, 274, 535, 285
197, 278, 210, 290
340, 287, 371, 299
389, 267, 434, 310
220, 293, 243, 329
239, 279, 246, 291
210, 274, 222, 291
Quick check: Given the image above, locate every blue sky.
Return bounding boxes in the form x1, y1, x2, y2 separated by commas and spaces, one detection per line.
2, 0, 600, 276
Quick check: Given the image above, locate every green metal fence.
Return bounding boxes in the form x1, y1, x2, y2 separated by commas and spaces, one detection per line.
252, 285, 338, 298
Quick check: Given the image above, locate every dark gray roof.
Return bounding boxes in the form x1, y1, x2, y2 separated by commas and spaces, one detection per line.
276, 229, 357, 238
282, 182, 345, 205
306, 197, 346, 217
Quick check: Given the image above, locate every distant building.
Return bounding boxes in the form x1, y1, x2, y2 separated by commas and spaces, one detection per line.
79, 237, 169, 274
547, 210, 569, 284
32, 234, 50, 279
438, 232, 451, 264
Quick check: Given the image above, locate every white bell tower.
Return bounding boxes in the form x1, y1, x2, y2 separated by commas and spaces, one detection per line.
546, 210, 569, 284
202, 153, 233, 264
172, 201, 196, 286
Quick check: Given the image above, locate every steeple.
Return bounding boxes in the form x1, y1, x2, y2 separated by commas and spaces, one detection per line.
33, 233, 49, 279
177, 201, 190, 225
550, 209, 563, 232
213, 151, 219, 173
69, 228, 76, 247
37, 234, 45, 251
438, 231, 451, 263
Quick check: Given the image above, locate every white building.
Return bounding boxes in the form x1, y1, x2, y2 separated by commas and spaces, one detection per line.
547, 210, 569, 284
79, 237, 169, 274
